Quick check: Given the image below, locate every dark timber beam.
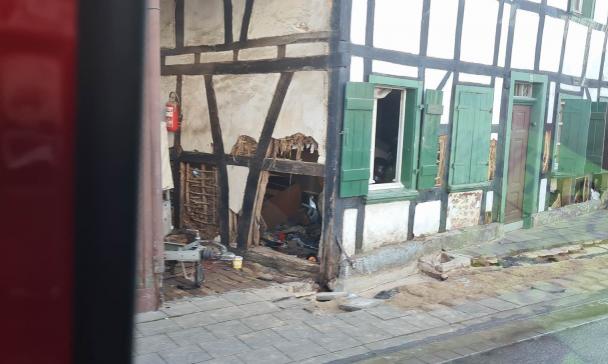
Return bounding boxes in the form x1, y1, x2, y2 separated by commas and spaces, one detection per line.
204, 75, 230, 245
162, 32, 331, 55
236, 73, 294, 250
179, 151, 326, 177
162, 54, 346, 76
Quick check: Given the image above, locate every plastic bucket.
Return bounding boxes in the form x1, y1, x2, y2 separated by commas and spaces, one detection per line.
233, 256, 243, 269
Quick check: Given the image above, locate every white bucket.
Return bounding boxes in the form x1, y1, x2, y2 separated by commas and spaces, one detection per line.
233, 256, 243, 269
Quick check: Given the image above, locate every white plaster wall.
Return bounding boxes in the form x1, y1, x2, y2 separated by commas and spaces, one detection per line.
562, 21, 587, 77
160, 0, 175, 49
350, 0, 368, 45
589, 88, 599, 102
547, 0, 568, 10
458, 73, 491, 85
602, 88, 608, 97
497, 3, 511, 67
373, 0, 423, 54
165, 54, 195, 65
342, 208, 358, 256
350, 56, 364, 82
440, 74, 453, 125
424, 69, 447, 90
586, 30, 605, 80
561, 83, 581, 92
492, 77, 503, 125
460, 0, 498, 65
362, 201, 410, 251
238, 46, 278, 61
595, 0, 608, 24
371, 61, 418, 78
539, 178, 548, 212
511, 10, 539, 70
427, 0, 458, 59
285, 42, 329, 57
485, 191, 494, 212
201, 51, 234, 63
181, 76, 213, 153
227, 165, 249, 213
547, 82, 556, 124
274, 71, 328, 164
214, 73, 280, 152
232, 0, 246, 41
184, 0, 225, 46
247, 0, 331, 39
539, 16, 565, 73
413, 200, 441, 237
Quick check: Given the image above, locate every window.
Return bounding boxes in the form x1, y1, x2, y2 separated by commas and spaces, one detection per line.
448, 85, 493, 190
569, 0, 595, 18
370, 88, 405, 189
514, 82, 533, 98
340, 77, 444, 199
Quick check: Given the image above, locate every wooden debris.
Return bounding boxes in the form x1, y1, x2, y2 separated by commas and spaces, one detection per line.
268, 133, 319, 161
230, 135, 258, 157
488, 139, 497, 180
542, 130, 551, 173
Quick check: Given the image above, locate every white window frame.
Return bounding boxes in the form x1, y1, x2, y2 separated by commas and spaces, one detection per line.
369, 87, 406, 190
572, 0, 583, 14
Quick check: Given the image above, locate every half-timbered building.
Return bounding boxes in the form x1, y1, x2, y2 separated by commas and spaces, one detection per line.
160, 0, 608, 290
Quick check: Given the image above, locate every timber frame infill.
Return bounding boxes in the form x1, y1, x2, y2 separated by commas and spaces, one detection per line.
164, 0, 350, 286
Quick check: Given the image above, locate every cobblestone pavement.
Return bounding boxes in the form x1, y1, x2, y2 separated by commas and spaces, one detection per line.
134, 262, 608, 364
455, 209, 608, 259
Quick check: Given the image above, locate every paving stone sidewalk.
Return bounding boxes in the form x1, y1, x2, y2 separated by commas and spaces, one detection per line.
134, 264, 608, 364
454, 209, 608, 259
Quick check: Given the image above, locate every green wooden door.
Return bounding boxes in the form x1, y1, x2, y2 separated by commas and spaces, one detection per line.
417, 90, 443, 189
450, 86, 493, 188
559, 98, 591, 176
340, 82, 374, 197
586, 102, 607, 173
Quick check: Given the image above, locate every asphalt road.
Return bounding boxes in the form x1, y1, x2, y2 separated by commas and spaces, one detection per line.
451, 318, 608, 364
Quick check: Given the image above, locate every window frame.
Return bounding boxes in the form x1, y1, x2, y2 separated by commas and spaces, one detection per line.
369, 87, 407, 191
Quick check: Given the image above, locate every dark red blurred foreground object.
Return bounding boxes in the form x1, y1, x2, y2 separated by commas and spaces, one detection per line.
1, 1, 77, 362
1, 1, 145, 363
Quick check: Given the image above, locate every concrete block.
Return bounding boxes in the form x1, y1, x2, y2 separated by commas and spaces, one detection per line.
134, 353, 166, 364
199, 337, 251, 358
316, 291, 348, 302
238, 328, 287, 349
135, 310, 168, 323
339, 298, 383, 312
241, 313, 285, 331
238, 301, 279, 317
137, 318, 181, 336
206, 319, 252, 338
190, 296, 233, 311
134, 334, 178, 355
237, 346, 290, 364
161, 301, 201, 317
167, 327, 216, 346
159, 345, 212, 364
310, 333, 363, 352
173, 311, 218, 328
273, 338, 330, 361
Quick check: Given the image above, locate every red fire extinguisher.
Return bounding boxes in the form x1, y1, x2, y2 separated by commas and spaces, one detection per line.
166, 91, 180, 132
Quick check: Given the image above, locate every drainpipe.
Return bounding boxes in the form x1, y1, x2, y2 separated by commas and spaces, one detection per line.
136, 0, 163, 312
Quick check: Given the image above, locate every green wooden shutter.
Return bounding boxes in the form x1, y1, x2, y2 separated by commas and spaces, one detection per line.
417, 90, 443, 189
470, 91, 493, 183
559, 98, 592, 176
586, 102, 607, 173
582, 0, 595, 18
450, 86, 493, 188
340, 82, 374, 198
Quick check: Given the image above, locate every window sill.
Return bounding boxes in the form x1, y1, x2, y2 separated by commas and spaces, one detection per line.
365, 187, 418, 204
447, 181, 491, 192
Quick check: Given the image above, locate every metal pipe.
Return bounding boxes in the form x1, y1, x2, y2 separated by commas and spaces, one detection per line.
136, 0, 163, 313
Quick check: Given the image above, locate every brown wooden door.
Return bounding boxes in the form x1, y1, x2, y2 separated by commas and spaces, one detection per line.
505, 104, 531, 223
